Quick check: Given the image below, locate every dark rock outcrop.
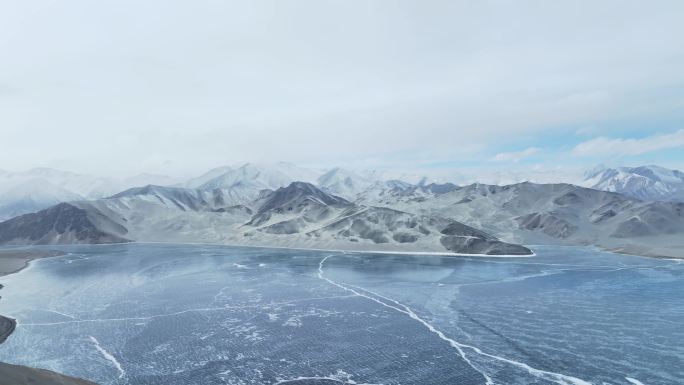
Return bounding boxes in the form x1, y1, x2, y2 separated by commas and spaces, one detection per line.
440, 236, 532, 255
0, 315, 15, 344
0, 362, 99, 385
0, 203, 129, 245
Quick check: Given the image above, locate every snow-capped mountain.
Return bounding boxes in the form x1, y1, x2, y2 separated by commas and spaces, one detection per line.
180, 164, 429, 200
179, 166, 233, 189
198, 162, 321, 191
118, 173, 178, 191
0, 179, 84, 221
4, 162, 684, 258
0, 168, 178, 220
584, 165, 684, 202
0, 182, 532, 256
354, 180, 459, 206
317, 168, 374, 198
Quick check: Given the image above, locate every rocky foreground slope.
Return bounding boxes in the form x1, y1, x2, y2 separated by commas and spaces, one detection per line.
0, 362, 98, 385
0, 251, 99, 385
0, 182, 531, 255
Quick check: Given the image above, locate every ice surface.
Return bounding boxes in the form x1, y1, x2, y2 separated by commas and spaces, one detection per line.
0, 244, 682, 385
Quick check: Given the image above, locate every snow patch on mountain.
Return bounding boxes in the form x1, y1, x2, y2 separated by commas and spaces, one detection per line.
584, 165, 684, 202
198, 162, 320, 190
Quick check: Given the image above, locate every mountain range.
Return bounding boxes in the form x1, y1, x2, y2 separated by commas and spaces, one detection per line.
1, 163, 684, 258
0, 181, 531, 256
583, 165, 684, 202
0, 168, 178, 221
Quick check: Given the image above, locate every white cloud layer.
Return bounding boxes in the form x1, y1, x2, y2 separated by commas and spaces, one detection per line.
492, 147, 540, 162
0, 1, 683, 176
572, 129, 684, 157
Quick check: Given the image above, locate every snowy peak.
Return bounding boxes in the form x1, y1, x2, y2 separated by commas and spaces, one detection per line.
2, 178, 83, 202
198, 162, 320, 190
245, 182, 352, 231
107, 184, 257, 213
355, 180, 460, 206
629, 165, 684, 184
0, 178, 85, 221
0, 167, 179, 220
181, 166, 233, 188
585, 165, 684, 202
122, 173, 178, 189
317, 168, 374, 198
0, 167, 177, 198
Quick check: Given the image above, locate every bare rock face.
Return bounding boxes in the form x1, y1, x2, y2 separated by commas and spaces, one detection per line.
440, 221, 494, 239
516, 212, 578, 239
0, 362, 99, 385
440, 236, 532, 255
0, 202, 130, 245
252, 185, 532, 255
0, 316, 15, 344
244, 182, 353, 232
238, 183, 532, 255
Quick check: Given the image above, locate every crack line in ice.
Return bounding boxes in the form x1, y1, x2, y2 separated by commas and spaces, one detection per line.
89, 336, 125, 379
625, 377, 645, 385
349, 283, 591, 385
19, 295, 354, 326
32, 309, 79, 319
316, 256, 492, 385
318, 255, 593, 385
274, 376, 381, 385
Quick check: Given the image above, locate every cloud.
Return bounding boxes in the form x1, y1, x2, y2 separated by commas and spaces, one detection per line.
572, 129, 684, 156
0, 1, 683, 176
574, 126, 599, 136
491, 147, 540, 162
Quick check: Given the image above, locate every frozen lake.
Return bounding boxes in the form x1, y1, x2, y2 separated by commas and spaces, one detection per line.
0, 244, 682, 385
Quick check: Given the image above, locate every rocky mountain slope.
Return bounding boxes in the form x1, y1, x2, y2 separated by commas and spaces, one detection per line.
356, 181, 684, 258
317, 168, 374, 199
584, 165, 684, 202
0, 179, 83, 221
2, 163, 684, 257
0, 203, 130, 245
196, 162, 320, 190
0, 183, 531, 255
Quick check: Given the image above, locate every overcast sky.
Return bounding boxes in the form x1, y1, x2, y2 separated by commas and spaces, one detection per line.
1, 0, 683, 178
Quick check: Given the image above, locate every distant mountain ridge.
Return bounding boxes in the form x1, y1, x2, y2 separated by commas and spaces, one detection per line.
0, 182, 532, 256
0, 168, 178, 221
196, 162, 320, 190
317, 168, 374, 199
584, 165, 684, 202
2, 162, 684, 257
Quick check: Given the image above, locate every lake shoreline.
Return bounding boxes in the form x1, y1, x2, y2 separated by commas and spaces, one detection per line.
0, 249, 100, 384
0, 250, 65, 344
